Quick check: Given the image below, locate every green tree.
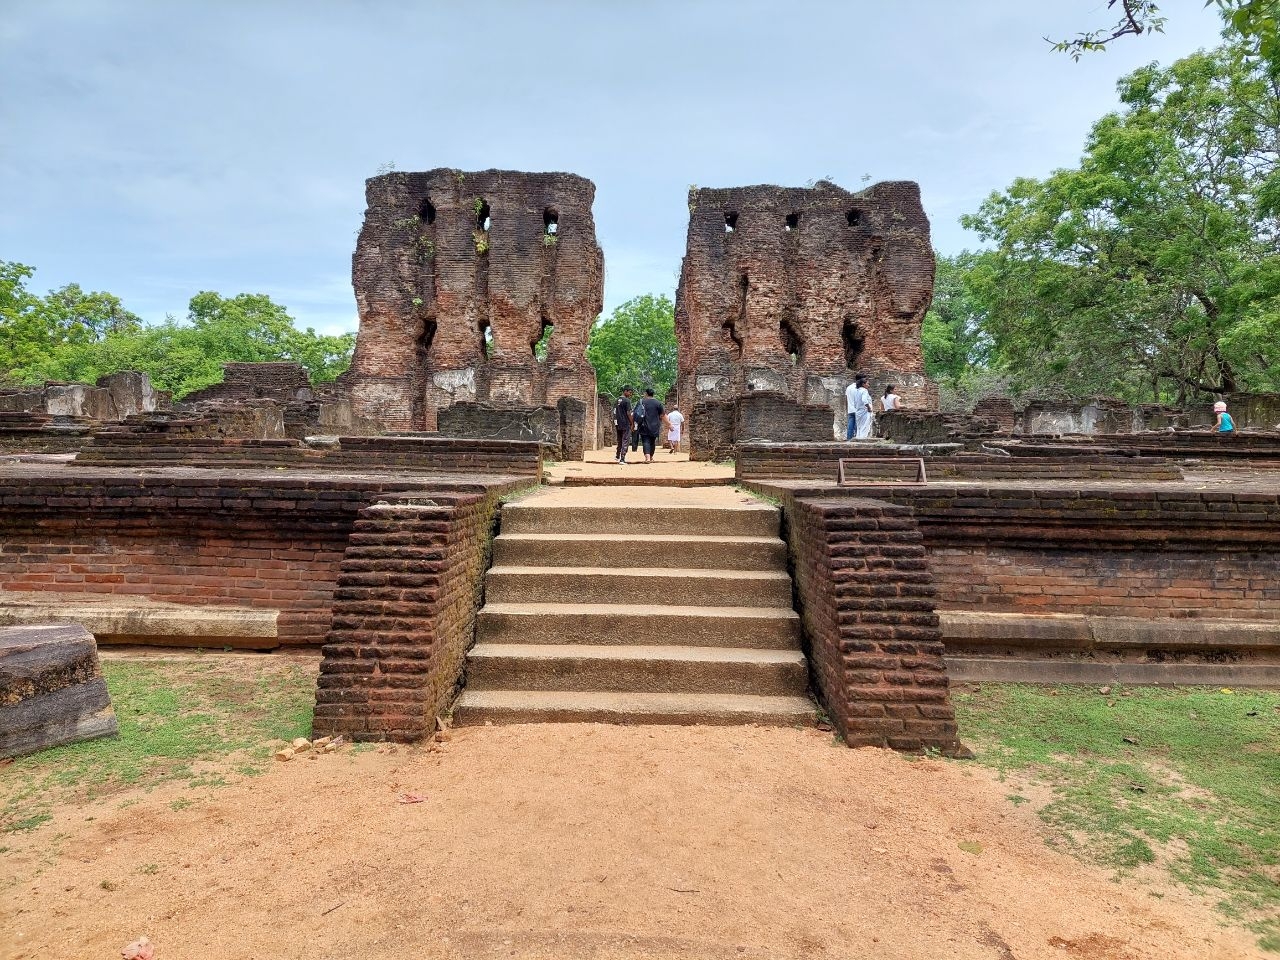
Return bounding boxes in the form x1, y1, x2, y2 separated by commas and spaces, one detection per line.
963, 40, 1280, 403
922, 252, 994, 382
586, 294, 678, 400
0, 262, 142, 377
6, 277, 355, 398
1052, 1, 1280, 63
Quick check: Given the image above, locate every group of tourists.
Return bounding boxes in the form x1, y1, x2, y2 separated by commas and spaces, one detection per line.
613, 386, 685, 464
845, 375, 901, 440
611, 381, 1237, 454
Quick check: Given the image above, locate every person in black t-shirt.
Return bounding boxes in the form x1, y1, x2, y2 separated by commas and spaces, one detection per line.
613, 386, 634, 464
636, 388, 667, 463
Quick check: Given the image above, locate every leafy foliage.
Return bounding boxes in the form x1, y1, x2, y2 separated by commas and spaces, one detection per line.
586, 294, 678, 401
1, 264, 355, 398
1051, 1, 1279, 63
961, 40, 1280, 403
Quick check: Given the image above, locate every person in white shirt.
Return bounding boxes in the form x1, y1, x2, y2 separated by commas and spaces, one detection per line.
881, 385, 901, 412
845, 375, 874, 440
666, 405, 685, 454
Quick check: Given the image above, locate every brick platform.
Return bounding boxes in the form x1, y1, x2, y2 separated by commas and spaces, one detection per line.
313, 490, 502, 740
780, 494, 964, 754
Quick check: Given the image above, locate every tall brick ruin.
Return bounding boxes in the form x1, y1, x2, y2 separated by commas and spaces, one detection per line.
346, 169, 604, 434
675, 180, 937, 440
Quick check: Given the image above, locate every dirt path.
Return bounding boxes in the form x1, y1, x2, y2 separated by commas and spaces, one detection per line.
1, 724, 1262, 960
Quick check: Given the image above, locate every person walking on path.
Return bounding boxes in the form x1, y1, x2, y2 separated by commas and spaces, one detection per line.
666, 404, 685, 454
636, 388, 667, 463
1214, 400, 1235, 433
845, 375, 874, 440
614, 386, 635, 464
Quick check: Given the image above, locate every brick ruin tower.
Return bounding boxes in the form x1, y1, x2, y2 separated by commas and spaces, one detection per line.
345, 169, 604, 432
675, 180, 936, 437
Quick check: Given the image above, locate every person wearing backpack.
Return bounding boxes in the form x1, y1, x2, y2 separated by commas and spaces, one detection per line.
635, 388, 667, 463
614, 385, 635, 464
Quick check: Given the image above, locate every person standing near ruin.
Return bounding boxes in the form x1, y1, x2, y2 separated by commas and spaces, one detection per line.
880, 384, 901, 412
1214, 400, 1235, 433
845, 375, 873, 440
666, 404, 685, 454
614, 385, 635, 464
637, 388, 667, 463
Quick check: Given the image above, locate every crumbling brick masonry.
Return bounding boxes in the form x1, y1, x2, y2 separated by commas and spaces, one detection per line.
346, 169, 604, 436
675, 180, 937, 439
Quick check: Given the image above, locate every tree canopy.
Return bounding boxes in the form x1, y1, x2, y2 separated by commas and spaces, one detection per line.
1052, 1, 1280, 63
958, 38, 1280, 404
586, 294, 678, 401
0, 263, 355, 398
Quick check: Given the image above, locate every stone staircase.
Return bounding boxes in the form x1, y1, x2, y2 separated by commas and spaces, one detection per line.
453, 486, 815, 726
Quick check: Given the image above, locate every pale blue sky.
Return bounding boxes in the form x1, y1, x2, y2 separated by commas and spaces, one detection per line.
1, 1, 1225, 335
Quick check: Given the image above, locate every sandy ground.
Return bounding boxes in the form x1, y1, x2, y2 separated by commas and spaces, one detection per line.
1, 724, 1264, 960
545, 448, 735, 485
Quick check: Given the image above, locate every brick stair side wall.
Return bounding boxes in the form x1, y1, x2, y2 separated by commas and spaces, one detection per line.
313, 491, 500, 741
781, 494, 964, 755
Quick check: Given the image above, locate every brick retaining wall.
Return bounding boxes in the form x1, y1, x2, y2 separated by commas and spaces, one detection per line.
0, 470, 527, 646
780, 493, 964, 754
313, 490, 501, 740
737, 442, 1182, 482
749, 481, 1280, 636
76, 434, 543, 476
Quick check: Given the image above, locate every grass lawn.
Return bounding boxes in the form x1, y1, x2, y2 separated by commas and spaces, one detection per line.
0, 656, 314, 839
955, 683, 1280, 951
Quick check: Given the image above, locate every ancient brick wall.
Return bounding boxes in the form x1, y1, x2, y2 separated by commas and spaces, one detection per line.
313, 491, 500, 741
675, 179, 937, 438
76, 434, 544, 477
183, 363, 314, 404
748, 480, 1280, 625
0, 372, 159, 421
0, 471, 527, 647
780, 494, 963, 754
345, 169, 603, 438
926, 547, 1280, 620
969, 398, 1016, 433
736, 443, 1182, 483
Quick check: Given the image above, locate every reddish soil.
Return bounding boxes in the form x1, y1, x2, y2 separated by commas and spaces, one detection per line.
0, 725, 1264, 960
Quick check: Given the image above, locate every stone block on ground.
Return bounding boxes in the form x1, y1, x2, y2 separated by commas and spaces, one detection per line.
0, 624, 118, 758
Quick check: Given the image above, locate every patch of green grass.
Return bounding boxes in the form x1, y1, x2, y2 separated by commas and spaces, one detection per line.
0, 659, 314, 834
956, 684, 1280, 950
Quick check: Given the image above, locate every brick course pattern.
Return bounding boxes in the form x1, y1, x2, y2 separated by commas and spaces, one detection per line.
747, 480, 1280, 627
76, 434, 544, 477
675, 180, 938, 435
780, 494, 963, 754
313, 491, 500, 741
345, 169, 603, 434
0, 471, 524, 646
736, 443, 1183, 483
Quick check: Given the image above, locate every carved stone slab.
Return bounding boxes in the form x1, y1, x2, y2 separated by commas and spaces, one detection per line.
0, 624, 118, 758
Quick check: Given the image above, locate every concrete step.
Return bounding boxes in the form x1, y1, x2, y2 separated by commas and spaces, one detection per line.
467, 643, 808, 695
500, 503, 779, 537
483, 566, 793, 607
476, 602, 802, 649
491, 532, 787, 570
452, 689, 816, 727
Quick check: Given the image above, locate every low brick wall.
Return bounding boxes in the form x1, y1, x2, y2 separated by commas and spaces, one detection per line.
313, 490, 500, 741
76, 434, 543, 477
0, 468, 527, 646
750, 479, 1280, 630
779, 493, 964, 754
690, 392, 833, 461
993, 432, 1280, 463
737, 443, 1182, 482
